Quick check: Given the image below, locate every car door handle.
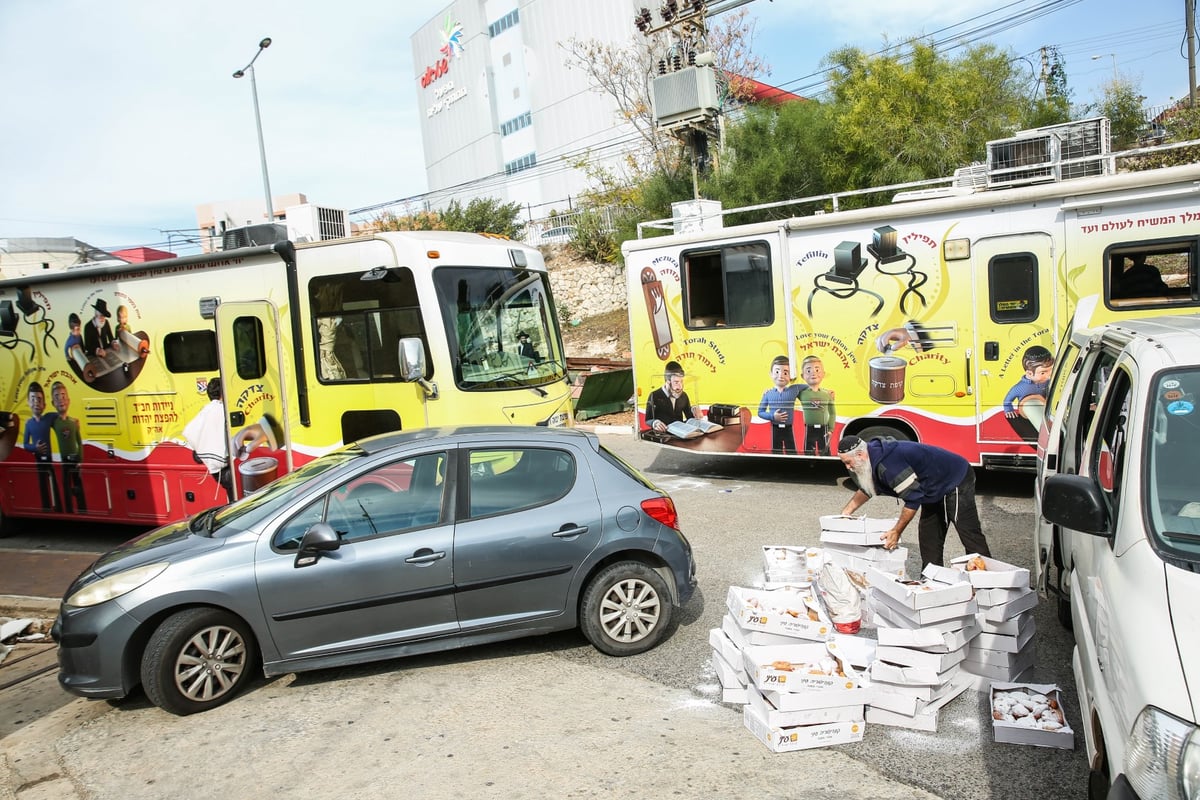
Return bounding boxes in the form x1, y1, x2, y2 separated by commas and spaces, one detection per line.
552, 524, 588, 539
405, 549, 446, 564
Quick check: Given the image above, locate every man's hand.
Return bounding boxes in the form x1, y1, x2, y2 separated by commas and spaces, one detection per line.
652, 419, 667, 432
881, 528, 902, 550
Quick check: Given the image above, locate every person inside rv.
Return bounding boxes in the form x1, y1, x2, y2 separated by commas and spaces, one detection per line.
516, 331, 541, 364
1113, 254, 1169, 299
644, 361, 695, 434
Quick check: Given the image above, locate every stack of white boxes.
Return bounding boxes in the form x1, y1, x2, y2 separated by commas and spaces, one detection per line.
817, 515, 907, 579
928, 555, 1038, 688
864, 566, 978, 730
713, 582, 876, 752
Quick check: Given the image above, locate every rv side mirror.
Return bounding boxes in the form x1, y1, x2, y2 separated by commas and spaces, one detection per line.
398, 338, 426, 381
1041, 474, 1111, 537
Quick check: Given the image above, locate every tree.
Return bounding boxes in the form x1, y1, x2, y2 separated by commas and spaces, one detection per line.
1020, 46, 1073, 129
822, 40, 1032, 192
1096, 77, 1148, 150
440, 197, 524, 238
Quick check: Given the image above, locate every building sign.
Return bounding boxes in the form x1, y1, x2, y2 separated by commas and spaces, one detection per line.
427, 81, 468, 117
420, 15, 464, 89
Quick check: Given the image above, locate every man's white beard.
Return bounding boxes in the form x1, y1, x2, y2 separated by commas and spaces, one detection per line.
850, 459, 876, 497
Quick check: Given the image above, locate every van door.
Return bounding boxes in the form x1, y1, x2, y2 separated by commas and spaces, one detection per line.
215, 301, 291, 499
973, 232, 1056, 448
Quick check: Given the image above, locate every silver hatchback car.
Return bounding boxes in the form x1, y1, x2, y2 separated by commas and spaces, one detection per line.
53, 426, 696, 715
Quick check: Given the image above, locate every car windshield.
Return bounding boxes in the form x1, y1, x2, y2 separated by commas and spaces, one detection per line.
206, 447, 363, 534
434, 265, 567, 391
1146, 367, 1200, 561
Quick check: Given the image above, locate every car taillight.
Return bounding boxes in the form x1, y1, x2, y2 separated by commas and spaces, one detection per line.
641, 496, 680, 530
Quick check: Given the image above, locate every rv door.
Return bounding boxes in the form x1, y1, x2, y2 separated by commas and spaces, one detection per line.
215, 301, 292, 499
972, 232, 1056, 448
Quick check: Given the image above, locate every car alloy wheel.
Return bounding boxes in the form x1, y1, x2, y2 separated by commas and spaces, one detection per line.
141, 608, 258, 715
580, 561, 673, 656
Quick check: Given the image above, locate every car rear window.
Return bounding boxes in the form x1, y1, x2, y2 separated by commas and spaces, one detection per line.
597, 445, 657, 491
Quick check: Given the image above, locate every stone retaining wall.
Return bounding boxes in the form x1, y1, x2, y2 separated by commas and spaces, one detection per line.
545, 256, 628, 321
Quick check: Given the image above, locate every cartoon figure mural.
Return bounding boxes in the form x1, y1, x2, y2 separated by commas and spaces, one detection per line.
1003, 345, 1055, 440
23, 381, 61, 512
50, 381, 86, 512
799, 355, 836, 455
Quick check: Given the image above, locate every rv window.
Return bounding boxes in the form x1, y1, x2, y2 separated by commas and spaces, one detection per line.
164, 330, 218, 374
988, 253, 1038, 324
1104, 242, 1197, 309
232, 316, 266, 380
310, 271, 429, 383
682, 242, 773, 329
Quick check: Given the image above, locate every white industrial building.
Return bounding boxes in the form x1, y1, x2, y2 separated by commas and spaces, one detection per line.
403, 0, 647, 227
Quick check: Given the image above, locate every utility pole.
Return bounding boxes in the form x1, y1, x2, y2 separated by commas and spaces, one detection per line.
1187, 0, 1197, 107
1040, 47, 1051, 100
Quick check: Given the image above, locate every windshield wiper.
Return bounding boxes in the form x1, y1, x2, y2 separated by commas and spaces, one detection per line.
488, 369, 548, 396
191, 507, 220, 537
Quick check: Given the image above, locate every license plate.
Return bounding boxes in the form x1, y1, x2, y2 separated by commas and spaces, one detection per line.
547, 411, 569, 428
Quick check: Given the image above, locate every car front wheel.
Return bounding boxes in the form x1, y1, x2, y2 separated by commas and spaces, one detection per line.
580, 561, 673, 656
141, 608, 259, 715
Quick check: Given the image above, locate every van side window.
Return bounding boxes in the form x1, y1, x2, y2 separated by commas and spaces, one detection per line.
164, 330, 218, 374
1104, 240, 1198, 310
682, 242, 773, 329
988, 252, 1038, 323
310, 270, 430, 383
1067, 350, 1118, 473
1089, 369, 1132, 520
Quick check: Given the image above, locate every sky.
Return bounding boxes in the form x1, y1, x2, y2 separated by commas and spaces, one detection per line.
0, 0, 1192, 256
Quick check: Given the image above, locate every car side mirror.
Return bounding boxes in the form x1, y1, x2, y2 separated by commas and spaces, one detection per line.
399, 337, 438, 399
295, 522, 341, 568
1042, 474, 1112, 537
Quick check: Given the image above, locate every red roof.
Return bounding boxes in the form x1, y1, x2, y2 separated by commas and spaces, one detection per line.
112, 246, 175, 263
734, 75, 805, 105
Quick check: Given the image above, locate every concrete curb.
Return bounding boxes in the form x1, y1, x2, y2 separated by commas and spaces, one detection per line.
573, 423, 634, 435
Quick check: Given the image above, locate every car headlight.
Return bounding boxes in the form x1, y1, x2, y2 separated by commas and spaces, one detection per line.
66, 563, 170, 608
1124, 706, 1200, 800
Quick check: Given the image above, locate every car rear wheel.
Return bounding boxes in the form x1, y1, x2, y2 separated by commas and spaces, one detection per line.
141, 608, 258, 715
580, 561, 673, 656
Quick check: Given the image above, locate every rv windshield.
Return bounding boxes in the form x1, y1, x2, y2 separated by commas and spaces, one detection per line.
434, 266, 567, 391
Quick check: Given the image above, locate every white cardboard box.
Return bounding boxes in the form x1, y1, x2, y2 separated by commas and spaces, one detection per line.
712, 649, 747, 691
973, 585, 1030, 607
747, 686, 864, 727
868, 568, 973, 610
709, 627, 747, 679
824, 547, 907, 579
951, 554, 1031, 589
743, 703, 866, 752
876, 619, 980, 652
864, 675, 971, 731
960, 665, 1034, 692
871, 587, 978, 625
869, 660, 956, 687
726, 586, 833, 641
827, 631, 878, 669
964, 639, 1036, 669
723, 685, 751, 704
819, 514, 897, 533
762, 545, 823, 576
722, 613, 798, 649
742, 642, 862, 693
870, 675, 961, 704
981, 587, 1039, 623
977, 609, 1035, 636
974, 616, 1036, 654
762, 684, 870, 711
990, 682, 1075, 749
820, 528, 889, 547
823, 542, 910, 564
876, 642, 969, 672
872, 599, 976, 633
962, 647, 1036, 680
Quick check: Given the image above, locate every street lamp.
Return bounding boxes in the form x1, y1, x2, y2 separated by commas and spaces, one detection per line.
233, 37, 275, 224
1091, 53, 1118, 81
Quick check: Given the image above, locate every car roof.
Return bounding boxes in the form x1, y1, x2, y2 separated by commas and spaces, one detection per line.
354, 425, 599, 455
1089, 314, 1200, 365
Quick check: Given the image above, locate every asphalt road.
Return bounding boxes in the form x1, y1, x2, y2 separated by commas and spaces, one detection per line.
1, 433, 1086, 800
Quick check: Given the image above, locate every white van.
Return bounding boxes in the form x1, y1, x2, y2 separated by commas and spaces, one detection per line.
1034, 312, 1200, 799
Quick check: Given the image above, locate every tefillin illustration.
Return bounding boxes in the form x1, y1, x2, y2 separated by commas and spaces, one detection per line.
807, 241, 884, 317
867, 225, 928, 315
